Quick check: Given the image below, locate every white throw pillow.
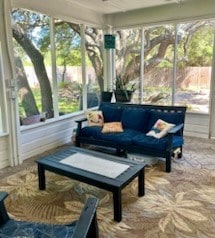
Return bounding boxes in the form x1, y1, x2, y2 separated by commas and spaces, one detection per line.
146, 119, 175, 139
85, 110, 104, 126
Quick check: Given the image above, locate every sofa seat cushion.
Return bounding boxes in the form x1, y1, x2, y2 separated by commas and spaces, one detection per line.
80, 126, 103, 139
100, 129, 141, 145
132, 134, 184, 150
121, 108, 149, 132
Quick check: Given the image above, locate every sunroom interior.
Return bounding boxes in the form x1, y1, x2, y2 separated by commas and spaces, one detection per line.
0, 0, 215, 170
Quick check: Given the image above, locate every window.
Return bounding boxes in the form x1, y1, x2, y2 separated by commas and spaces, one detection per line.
12, 9, 53, 124
12, 9, 105, 125
85, 26, 103, 109
12, 8, 215, 120
55, 19, 82, 115
114, 20, 214, 113
143, 25, 174, 106
175, 20, 214, 113
115, 28, 141, 102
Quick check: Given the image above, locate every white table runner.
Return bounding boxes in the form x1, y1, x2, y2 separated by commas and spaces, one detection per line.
60, 153, 129, 178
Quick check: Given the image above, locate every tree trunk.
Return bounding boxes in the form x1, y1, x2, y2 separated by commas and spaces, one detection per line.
13, 25, 54, 118
15, 57, 39, 117
62, 62, 66, 82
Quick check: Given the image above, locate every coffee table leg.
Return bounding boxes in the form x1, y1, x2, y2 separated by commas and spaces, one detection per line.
138, 168, 145, 196
113, 189, 122, 222
38, 164, 46, 190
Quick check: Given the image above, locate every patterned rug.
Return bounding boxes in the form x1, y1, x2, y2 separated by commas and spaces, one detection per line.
0, 158, 215, 238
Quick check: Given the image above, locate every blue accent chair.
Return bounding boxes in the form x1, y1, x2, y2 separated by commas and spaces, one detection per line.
0, 192, 99, 238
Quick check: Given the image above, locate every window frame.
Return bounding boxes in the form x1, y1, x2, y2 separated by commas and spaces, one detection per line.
0, 42, 8, 135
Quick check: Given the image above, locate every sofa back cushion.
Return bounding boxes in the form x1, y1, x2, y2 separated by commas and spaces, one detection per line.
146, 110, 185, 134
99, 104, 122, 122
121, 108, 149, 132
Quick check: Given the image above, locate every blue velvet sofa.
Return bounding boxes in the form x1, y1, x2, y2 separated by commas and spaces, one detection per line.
75, 102, 187, 173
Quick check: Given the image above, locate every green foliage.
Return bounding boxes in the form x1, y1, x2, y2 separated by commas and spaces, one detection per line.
144, 86, 171, 94
58, 81, 81, 91
177, 22, 214, 67
19, 85, 80, 117
55, 21, 82, 66
18, 88, 42, 117
56, 49, 82, 66
186, 27, 214, 66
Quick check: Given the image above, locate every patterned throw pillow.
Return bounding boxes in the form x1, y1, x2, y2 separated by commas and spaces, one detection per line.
101, 122, 124, 133
146, 119, 175, 139
86, 110, 104, 126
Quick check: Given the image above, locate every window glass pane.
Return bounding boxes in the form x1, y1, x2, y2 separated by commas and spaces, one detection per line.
175, 20, 214, 113
143, 25, 175, 105
12, 9, 53, 125
85, 26, 103, 109
115, 29, 141, 103
55, 20, 82, 114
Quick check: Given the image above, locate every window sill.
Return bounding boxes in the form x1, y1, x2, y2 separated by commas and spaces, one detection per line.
20, 111, 85, 132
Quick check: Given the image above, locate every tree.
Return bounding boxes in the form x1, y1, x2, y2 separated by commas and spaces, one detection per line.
12, 8, 214, 117
12, 10, 53, 118
65, 23, 104, 90
55, 21, 82, 82
15, 56, 39, 117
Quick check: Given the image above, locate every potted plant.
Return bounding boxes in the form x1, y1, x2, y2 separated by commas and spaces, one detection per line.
101, 91, 113, 102
98, 75, 113, 102
114, 74, 136, 102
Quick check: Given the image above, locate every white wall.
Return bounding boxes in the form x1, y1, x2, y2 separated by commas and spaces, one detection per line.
20, 113, 83, 161
184, 113, 210, 139
0, 135, 9, 169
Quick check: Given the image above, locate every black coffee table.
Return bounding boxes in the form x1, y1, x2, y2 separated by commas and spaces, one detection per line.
36, 146, 146, 222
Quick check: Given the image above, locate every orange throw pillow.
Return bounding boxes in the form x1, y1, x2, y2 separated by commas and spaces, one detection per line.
102, 122, 124, 133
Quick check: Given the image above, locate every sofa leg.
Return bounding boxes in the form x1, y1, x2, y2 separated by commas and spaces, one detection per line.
166, 156, 171, 173
75, 138, 81, 147
116, 148, 125, 157
116, 148, 121, 156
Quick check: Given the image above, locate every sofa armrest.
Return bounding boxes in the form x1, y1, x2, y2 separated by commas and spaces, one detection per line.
166, 123, 184, 152
75, 118, 88, 124
73, 197, 99, 238
75, 118, 87, 135
0, 192, 10, 225
168, 123, 184, 135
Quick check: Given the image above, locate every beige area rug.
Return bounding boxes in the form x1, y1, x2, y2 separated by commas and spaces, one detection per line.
0, 159, 215, 238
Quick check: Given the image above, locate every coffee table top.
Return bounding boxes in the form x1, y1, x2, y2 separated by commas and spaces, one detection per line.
36, 146, 146, 189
